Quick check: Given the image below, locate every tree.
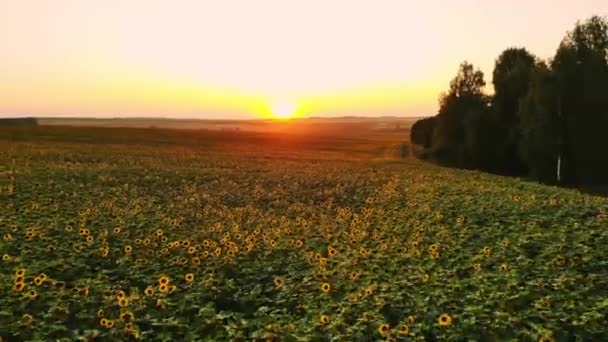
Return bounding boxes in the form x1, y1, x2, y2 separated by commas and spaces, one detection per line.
551, 15, 608, 185
432, 62, 489, 167
491, 48, 537, 175
518, 62, 560, 183
410, 116, 436, 148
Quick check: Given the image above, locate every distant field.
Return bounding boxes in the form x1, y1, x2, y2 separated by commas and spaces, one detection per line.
37, 116, 419, 134
0, 123, 607, 341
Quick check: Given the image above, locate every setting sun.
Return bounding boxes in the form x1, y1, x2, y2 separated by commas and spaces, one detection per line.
270, 102, 296, 119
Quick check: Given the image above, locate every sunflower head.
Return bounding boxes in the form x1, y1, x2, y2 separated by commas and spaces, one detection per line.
118, 298, 129, 307
320, 282, 331, 293
274, 277, 285, 289
158, 276, 170, 285
378, 324, 390, 336
185, 273, 195, 283
13, 282, 25, 292
319, 315, 330, 325
438, 314, 453, 327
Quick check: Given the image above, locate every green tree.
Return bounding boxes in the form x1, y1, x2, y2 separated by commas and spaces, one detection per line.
552, 15, 608, 185
410, 116, 436, 148
432, 62, 489, 167
491, 48, 537, 175
518, 62, 560, 183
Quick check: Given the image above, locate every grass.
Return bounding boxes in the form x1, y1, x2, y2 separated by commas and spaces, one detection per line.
1, 123, 607, 341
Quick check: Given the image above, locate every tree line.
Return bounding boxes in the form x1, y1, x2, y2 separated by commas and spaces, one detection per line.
411, 15, 608, 187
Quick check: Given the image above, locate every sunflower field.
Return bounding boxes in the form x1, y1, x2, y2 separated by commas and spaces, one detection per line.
1, 124, 607, 341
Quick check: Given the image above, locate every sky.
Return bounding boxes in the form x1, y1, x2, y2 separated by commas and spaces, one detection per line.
1, 0, 607, 119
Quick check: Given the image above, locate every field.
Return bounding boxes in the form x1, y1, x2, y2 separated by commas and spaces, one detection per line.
1, 120, 607, 341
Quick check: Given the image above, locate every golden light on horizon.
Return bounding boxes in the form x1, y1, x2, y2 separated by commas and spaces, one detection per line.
270, 102, 297, 120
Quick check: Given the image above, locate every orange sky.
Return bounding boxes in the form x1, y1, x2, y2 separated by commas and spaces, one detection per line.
1, 0, 606, 119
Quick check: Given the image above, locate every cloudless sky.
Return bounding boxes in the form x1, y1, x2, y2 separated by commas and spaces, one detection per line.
1, 0, 606, 119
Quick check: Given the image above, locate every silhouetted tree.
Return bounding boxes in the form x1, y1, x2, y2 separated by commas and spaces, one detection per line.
552, 15, 608, 185
410, 117, 436, 148
432, 62, 489, 167
492, 48, 537, 175
518, 61, 560, 183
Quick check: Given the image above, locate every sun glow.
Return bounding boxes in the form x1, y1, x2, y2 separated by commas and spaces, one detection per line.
270, 101, 297, 120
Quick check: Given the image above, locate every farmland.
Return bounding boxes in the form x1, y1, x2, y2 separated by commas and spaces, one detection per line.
1, 120, 607, 341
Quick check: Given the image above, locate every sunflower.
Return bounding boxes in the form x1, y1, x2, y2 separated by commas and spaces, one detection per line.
398, 324, 410, 335
421, 274, 429, 283
378, 324, 390, 336
3, 233, 13, 241
500, 264, 509, 272
327, 246, 338, 257
97, 309, 105, 318
437, 314, 453, 327
100, 318, 108, 327
118, 298, 129, 307
117, 290, 126, 300
113, 227, 121, 234
78, 286, 89, 297
429, 250, 440, 259
319, 315, 330, 325
105, 319, 115, 328
86, 235, 94, 243
13, 282, 25, 292
184, 273, 195, 283
319, 257, 328, 266
192, 257, 201, 266
120, 311, 134, 322
365, 287, 374, 296
320, 282, 331, 293
274, 277, 285, 289
428, 244, 439, 252
15, 268, 26, 277
2, 254, 10, 261
350, 293, 361, 302
158, 276, 170, 285
144, 286, 155, 297
168, 285, 177, 294
538, 336, 555, 342
125, 322, 134, 331
481, 246, 492, 256
187, 246, 196, 254
349, 271, 360, 282
21, 314, 33, 325
500, 239, 509, 248
124, 245, 132, 254
295, 240, 304, 248
407, 315, 415, 325
26, 290, 38, 300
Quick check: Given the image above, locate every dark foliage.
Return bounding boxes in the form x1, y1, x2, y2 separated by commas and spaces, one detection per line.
410, 116, 436, 148
410, 15, 608, 187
